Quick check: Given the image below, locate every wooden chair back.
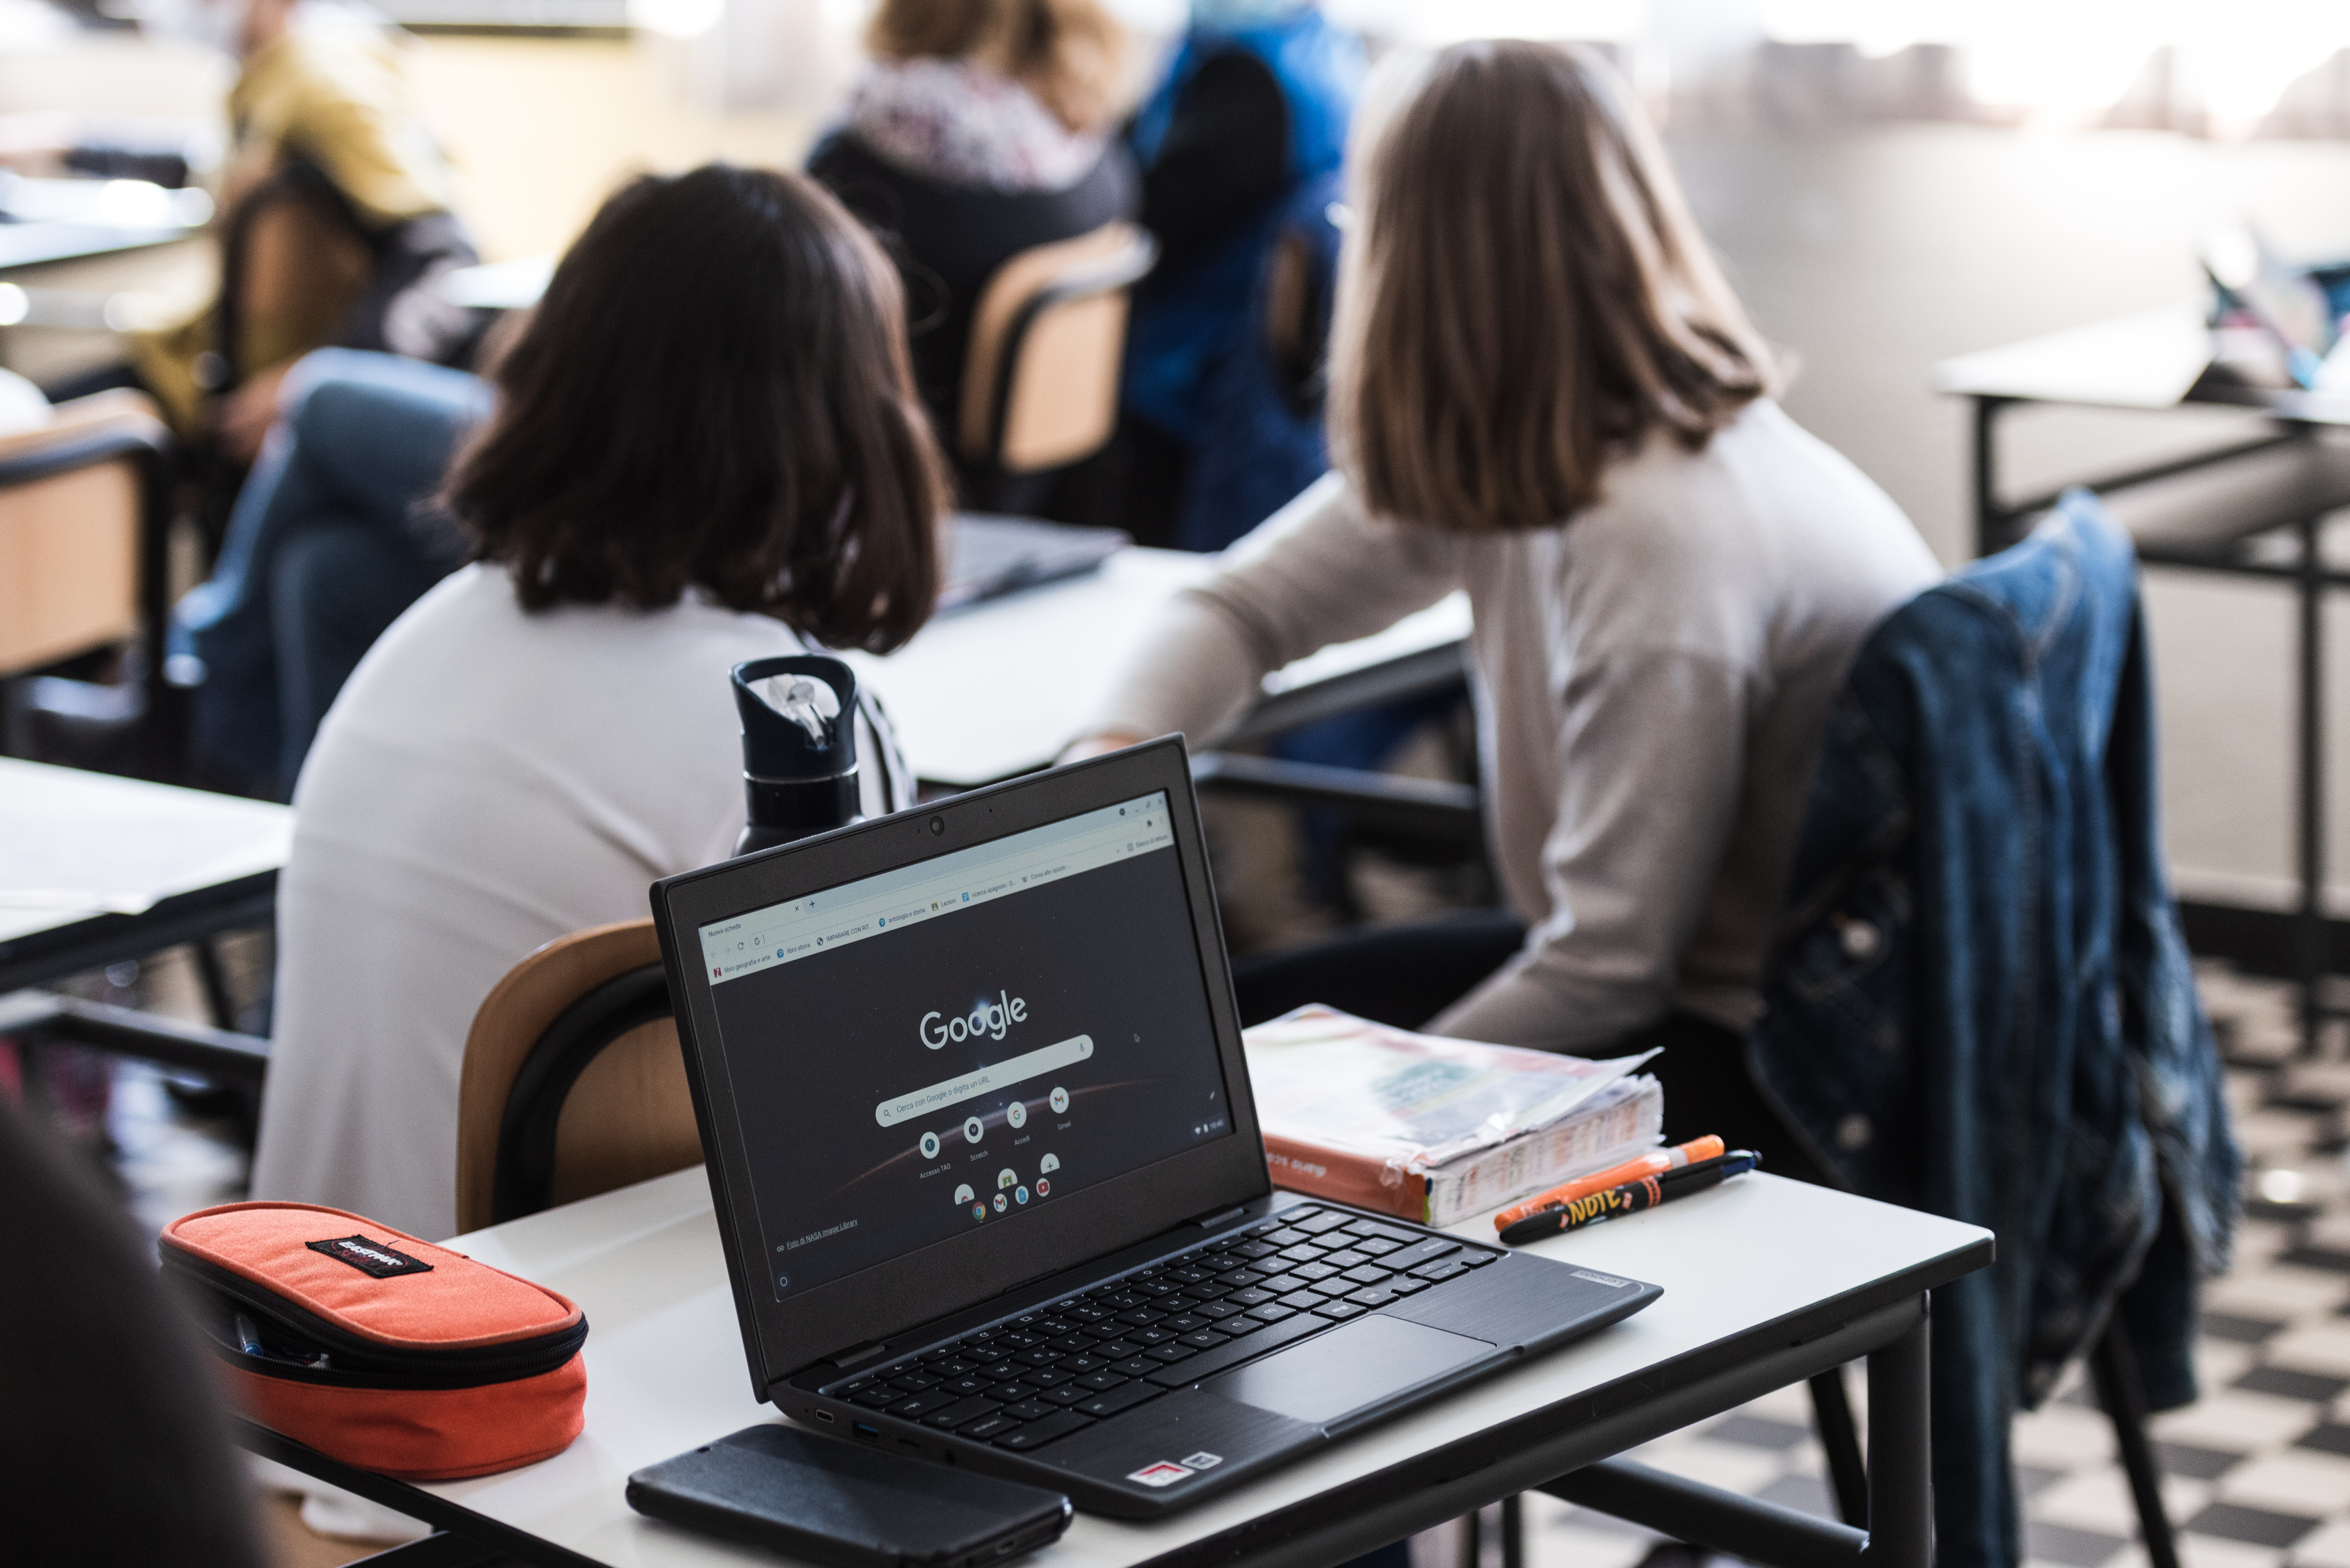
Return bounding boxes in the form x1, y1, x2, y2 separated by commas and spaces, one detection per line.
1264, 228, 1315, 376
456, 919, 701, 1234
0, 390, 168, 679
227, 170, 376, 378
958, 222, 1157, 477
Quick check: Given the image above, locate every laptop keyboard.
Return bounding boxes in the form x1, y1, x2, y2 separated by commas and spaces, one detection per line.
826, 1206, 1504, 1456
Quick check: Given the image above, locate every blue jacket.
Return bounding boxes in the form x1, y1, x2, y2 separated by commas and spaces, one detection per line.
1175, 168, 1343, 552
1750, 493, 2239, 1568
1122, 8, 1360, 449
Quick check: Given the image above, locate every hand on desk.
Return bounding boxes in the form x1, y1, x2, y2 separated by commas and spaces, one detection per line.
1057, 732, 1147, 766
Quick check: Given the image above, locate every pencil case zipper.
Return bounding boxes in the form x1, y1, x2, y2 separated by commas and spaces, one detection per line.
164, 1249, 590, 1389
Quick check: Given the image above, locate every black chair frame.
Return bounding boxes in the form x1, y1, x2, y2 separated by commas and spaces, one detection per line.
489, 963, 673, 1225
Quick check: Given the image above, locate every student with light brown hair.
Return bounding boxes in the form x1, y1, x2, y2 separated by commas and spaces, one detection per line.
809, 0, 1137, 479
1066, 40, 1940, 1169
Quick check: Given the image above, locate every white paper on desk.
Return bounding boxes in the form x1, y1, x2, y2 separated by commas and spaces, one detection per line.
0, 759, 292, 927
1242, 1004, 1656, 1171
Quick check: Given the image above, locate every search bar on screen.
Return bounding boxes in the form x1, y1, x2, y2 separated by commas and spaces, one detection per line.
875, 1034, 1094, 1127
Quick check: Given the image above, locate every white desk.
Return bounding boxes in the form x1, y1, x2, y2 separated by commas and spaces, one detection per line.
0, 758, 289, 992
240, 1169, 1989, 1568
847, 551, 1472, 789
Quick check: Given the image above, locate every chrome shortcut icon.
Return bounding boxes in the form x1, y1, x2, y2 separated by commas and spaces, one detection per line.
1049, 1086, 1069, 1115
920, 1131, 941, 1160
970, 1203, 986, 1220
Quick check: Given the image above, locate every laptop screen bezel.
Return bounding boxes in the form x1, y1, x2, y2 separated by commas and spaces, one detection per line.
649, 737, 1271, 1392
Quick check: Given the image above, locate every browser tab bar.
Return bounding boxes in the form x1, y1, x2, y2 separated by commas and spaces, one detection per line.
699, 791, 1172, 982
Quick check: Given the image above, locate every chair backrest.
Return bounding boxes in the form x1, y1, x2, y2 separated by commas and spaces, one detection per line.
455, 919, 699, 1233
225, 166, 376, 380
1260, 171, 1343, 418
959, 222, 1157, 476
0, 391, 168, 680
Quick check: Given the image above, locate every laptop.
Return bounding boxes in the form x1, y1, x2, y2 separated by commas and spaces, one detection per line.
649, 738, 1660, 1518
939, 515, 1129, 615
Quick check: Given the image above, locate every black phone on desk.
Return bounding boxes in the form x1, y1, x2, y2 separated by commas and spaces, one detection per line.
627, 1424, 1074, 1568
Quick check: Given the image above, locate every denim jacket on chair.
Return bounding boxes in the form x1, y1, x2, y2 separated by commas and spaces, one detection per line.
1750, 491, 2240, 1568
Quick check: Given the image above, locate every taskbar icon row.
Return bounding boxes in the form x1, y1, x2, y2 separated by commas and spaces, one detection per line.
956, 1174, 1054, 1219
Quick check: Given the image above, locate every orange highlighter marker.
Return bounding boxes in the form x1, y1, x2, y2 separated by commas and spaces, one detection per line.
1493, 1135, 1726, 1233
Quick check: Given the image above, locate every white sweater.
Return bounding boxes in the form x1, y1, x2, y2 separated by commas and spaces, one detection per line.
1082, 402, 1941, 1052
250, 564, 910, 1241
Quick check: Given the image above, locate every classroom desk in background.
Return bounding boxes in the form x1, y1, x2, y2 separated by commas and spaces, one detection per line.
0, 218, 197, 275
1935, 305, 2350, 1058
1931, 302, 2350, 554
238, 1168, 1991, 1568
848, 550, 1473, 789
0, 757, 284, 1077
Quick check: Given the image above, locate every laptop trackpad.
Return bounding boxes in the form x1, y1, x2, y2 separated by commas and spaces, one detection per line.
1210, 1315, 1495, 1431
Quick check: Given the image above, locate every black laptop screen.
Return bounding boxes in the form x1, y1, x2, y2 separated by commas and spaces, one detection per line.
694, 791, 1235, 1301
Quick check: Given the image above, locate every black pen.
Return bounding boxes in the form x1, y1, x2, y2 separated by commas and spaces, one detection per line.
1497, 1150, 1760, 1245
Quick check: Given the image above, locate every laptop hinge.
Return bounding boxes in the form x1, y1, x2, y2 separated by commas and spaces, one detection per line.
1193, 1204, 1248, 1231
828, 1341, 889, 1371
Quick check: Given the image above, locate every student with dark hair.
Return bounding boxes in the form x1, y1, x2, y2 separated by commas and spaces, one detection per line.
1067, 42, 1940, 1174
250, 163, 948, 1241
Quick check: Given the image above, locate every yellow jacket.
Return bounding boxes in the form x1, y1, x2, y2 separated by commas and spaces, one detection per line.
134, 19, 460, 433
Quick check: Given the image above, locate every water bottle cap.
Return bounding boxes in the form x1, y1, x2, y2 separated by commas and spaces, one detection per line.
732, 656, 859, 782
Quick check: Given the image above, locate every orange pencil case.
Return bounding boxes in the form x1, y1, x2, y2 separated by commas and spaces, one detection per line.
161, 1202, 588, 1480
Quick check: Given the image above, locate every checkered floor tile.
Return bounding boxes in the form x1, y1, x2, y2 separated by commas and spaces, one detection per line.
1505, 966, 2350, 1568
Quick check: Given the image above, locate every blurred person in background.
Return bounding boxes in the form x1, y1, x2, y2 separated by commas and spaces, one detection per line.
808, 0, 1137, 494
58, 0, 477, 493
1117, 0, 1361, 550
172, 347, 491, 798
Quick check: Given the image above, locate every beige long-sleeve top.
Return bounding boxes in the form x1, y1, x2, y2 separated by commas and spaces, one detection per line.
1082, 402, 1942, 1052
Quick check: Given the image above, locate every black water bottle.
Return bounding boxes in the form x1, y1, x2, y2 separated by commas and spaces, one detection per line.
732, 656, 863, 857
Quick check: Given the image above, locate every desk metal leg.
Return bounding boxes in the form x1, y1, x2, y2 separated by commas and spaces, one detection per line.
2299, 512, 2329, 1056
1541, 1296, 1930, 1568
1971, 396, 2009, 558
1809, 1367, 1869, 1527
1866, 1302, 1932, 1568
